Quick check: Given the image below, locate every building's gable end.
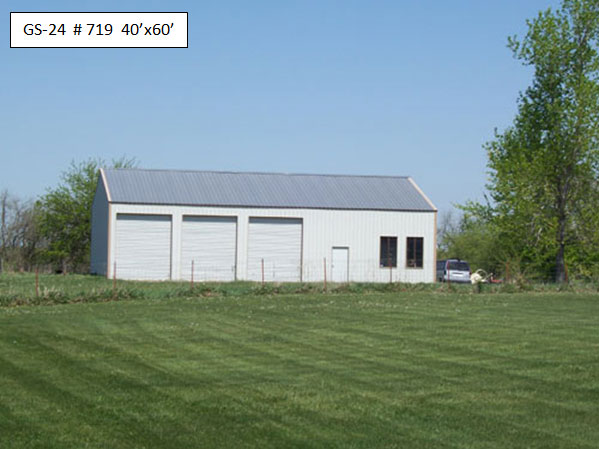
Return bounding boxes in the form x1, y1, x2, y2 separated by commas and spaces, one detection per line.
90, 174, 110, 275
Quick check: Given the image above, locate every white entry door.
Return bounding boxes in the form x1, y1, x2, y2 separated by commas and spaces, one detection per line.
247, 217, 302, 282
115, 214, 172, 280
331, 247, 349, 283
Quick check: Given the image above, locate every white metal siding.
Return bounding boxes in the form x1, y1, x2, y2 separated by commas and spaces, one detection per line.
331, 247, 349, 283
181, 216, 237, 281
108, 204, 436, 283
247, 218, 302, 282
90, 179, 109, 275
115, 214, 172, 280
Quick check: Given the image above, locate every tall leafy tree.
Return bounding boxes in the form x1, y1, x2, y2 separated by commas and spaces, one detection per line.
484, 0, 599, 281
37, 157, 136, 272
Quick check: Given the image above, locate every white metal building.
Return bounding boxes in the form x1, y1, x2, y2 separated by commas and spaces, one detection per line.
91, 169, 437, 283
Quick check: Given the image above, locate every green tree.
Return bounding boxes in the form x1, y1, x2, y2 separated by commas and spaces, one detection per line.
37, 157, 136, 272
483, 0, 599, 282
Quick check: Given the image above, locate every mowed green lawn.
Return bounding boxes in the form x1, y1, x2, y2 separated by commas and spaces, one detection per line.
1, 291, 598, 448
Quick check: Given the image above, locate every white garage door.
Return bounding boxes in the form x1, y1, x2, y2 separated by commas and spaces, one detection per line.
247, 217, 302, 282
181, 216, 237, 281
115, 214, 172, 280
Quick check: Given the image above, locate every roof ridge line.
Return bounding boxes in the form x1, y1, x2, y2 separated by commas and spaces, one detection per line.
103, 167, 411, 179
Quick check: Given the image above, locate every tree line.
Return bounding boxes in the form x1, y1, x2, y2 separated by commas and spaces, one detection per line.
0, 158, 135, 274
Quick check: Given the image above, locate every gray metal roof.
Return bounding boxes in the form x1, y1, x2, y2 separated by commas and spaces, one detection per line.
101, 169, 436, 212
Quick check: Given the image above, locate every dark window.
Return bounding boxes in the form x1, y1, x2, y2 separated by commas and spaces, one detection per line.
448, 261, 470, 271
380, 236, 397, 267
406, 237, 423, 268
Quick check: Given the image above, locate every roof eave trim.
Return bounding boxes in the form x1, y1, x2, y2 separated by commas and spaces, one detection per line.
407, 177, 437, 211
100, 168, 112, 203
108, 201, 437, 213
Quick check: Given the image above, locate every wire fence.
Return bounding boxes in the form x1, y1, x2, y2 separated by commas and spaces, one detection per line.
62, 257, 599, 285
93, 257, 435, 284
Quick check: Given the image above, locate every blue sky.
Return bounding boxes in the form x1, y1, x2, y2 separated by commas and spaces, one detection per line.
2, 0, 561, 214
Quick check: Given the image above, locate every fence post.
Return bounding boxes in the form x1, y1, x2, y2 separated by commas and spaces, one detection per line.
506, 261, 510, 283
323, 257, 327, 292
261, 258, 265, 286
565, 261, 569, 284
191, 260, 194, 290
112, 261, 117, 299
35, 267, 39, 298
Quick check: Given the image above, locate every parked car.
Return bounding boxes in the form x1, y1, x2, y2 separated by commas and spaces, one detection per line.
436, 259, 471, 283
